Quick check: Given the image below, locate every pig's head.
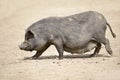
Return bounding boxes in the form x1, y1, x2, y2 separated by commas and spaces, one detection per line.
19, 30, 37, 51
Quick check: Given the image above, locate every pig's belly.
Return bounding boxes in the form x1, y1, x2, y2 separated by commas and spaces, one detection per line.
64, 41, 97, 54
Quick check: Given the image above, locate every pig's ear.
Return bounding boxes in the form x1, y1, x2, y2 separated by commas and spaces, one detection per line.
25, 30, 35, 40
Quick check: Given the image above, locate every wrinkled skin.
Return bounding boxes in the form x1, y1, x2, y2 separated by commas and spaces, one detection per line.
19, 11, 116, 60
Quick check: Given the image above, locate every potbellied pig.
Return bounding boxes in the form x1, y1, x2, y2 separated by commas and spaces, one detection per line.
19, 11, 116, 59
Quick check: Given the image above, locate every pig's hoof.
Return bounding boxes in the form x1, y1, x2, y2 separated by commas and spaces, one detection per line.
59, 57, 63, 60
31, 56, 38, 60
89, 54, 97, 57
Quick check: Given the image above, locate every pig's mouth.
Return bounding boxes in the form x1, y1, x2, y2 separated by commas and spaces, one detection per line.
20, 48, 35, 52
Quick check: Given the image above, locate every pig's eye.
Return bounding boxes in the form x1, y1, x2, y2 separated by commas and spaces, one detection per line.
25, 31, 34, 40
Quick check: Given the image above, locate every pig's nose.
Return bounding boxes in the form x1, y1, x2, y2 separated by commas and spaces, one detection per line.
19, 44, 23, 50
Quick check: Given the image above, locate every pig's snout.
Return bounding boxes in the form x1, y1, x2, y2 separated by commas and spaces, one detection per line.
19, 41, 35, 51
19, 44, 22, 49
19, 42, 28, 50
19, 43, 25, 50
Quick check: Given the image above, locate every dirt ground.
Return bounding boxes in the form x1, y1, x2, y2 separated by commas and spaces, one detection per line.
0, 0, 120, 80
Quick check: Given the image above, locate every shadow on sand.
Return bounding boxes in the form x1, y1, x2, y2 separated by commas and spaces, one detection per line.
23, 54, 111, 60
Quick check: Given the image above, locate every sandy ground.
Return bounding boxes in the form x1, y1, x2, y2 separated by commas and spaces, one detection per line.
0, 0, 120, 80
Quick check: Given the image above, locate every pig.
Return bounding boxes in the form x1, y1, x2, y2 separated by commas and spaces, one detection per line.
19, 11, 116, 59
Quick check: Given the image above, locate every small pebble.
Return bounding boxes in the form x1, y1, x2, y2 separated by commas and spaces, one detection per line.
53, 62, 55, 64
95, 62, 99, 63
102, 58, 106, 61
117, 62, 120, 65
